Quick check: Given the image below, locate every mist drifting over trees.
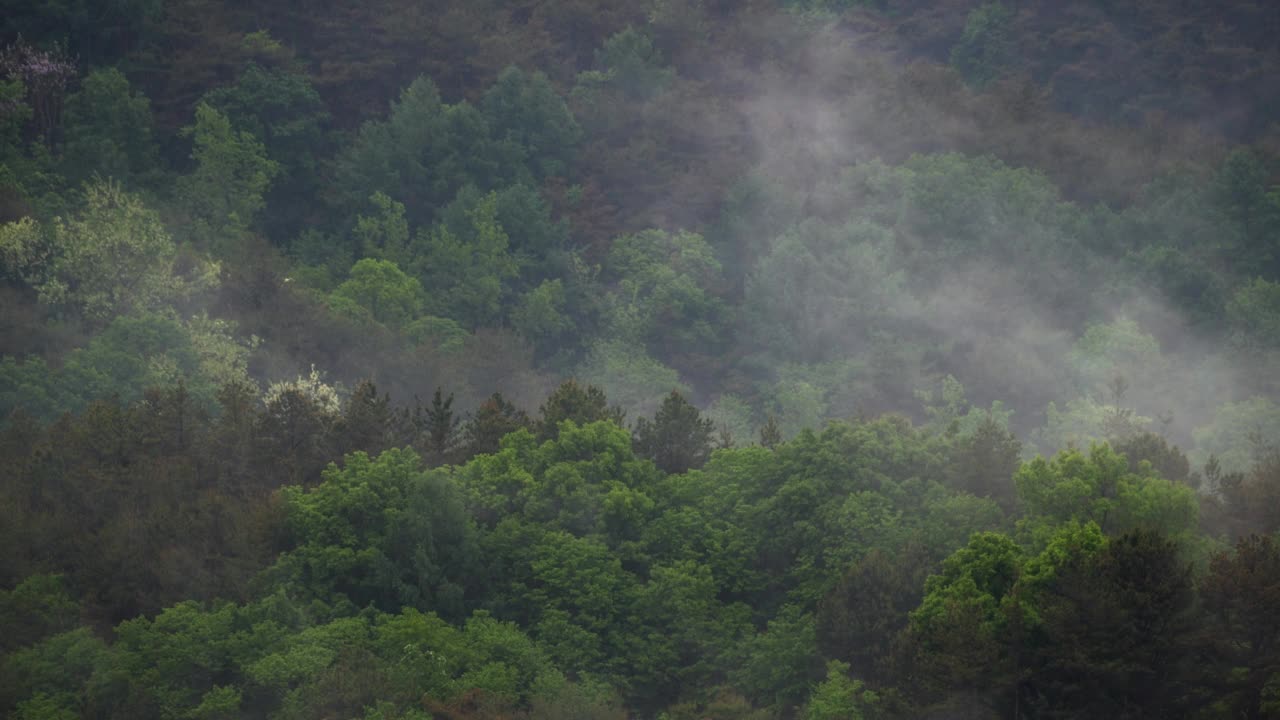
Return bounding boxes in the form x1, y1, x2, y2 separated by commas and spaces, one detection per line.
2, 1, 1280, 718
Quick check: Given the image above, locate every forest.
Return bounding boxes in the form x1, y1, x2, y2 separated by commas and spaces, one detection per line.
2, 0, 1280, 718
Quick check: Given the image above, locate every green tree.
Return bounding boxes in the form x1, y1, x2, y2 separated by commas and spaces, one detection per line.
333, 76, 523, 228
203, 62, 330, 239
950, 3, 1015, 87
203, 63, 328, 178
743, 219, 905, 365
945, 414, 1023, 511
480, 66, 581, 179
1198, 535, 1280, 719
329, 258, 424, 328
458, 419, 659, 544
633, 390, 714, 475
0, 575, 79, 654
353, 192, 412, 267
536, 379, 625, 441
603, 229, 726, 361
803, 661, 879, 720
579, 340, 688, 420
462, 393, 530, 459
511, 279, 575, 358
1192, 397, 1280, 474
1015, 444, 1199, 544
816, 546, 932, 684
1026, 530, 1196, 718
266, 448, 477, 617
178, 103, 280, 253
415, 192, 518, 327
417, 388, 461, 466
728, 605, 822, 712
1227, 278, 1280, 350
1, 181, 216, 322
436, 183, 573, 290
59, 67, 158, 187
579, 28, 674, 103
903, 532, 1026, 711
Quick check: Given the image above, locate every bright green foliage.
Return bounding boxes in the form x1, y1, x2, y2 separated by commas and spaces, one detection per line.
458, 420, 659, 542
178, 103, 280, 252
0, 216, 46, 282
2, 182, 216, 321
185, 686, 240, 720
912, 533, 1023, 641
267, 448, 477, 617
1017, 520, 1106, 594
803, 660, 879, 720
109, 600, 248, 717
526, 530, 637, 674
683, 417, 986, 607
1015, 444, 1198, 545
329, 258, 424, 328
183, 313, 256, 394
902, 524, 1067, 705
416, 192, 518, 327
60, 68, 158, 187
372, 608, 559, 707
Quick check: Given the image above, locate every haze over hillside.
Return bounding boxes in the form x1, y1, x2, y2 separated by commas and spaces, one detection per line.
2, 2, 1280, 719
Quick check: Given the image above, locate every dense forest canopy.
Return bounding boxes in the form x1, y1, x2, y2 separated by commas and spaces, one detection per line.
2, 1, 1280, 718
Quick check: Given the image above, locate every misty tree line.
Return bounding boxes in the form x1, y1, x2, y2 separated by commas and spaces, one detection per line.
3, 0, 1280, 718
2, 372, 1280, 719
